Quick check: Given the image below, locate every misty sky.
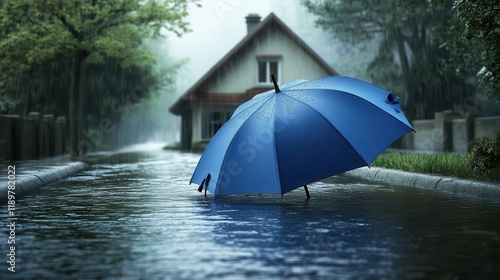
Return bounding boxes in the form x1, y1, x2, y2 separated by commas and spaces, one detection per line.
162, 0, 340, 97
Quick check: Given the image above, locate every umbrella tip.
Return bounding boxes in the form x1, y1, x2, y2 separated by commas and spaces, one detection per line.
271, 74, 280, 93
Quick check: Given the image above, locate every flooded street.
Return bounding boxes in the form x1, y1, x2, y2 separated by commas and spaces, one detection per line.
2, 145, 500, 279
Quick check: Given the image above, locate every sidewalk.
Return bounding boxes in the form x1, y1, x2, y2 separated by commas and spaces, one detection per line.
0, 156, 89, 203
344, 167, 500, 200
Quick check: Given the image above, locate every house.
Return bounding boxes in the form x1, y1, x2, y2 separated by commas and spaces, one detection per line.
169, 13, 338, 151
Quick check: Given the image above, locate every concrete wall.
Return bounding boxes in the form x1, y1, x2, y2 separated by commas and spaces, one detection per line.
476, 116, 500, 138
412, 119, 435, 152
412, 111, 499, 153
0, 113, 66, 161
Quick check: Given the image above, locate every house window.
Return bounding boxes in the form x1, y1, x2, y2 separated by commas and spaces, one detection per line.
257, 58, 280, 85
202, 111, 232, 140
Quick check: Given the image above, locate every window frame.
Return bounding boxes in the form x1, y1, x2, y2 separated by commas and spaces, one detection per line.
201, 110, 233, 141
256, 56, 281, 86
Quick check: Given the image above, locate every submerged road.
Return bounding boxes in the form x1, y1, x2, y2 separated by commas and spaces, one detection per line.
1, 146, 499, 279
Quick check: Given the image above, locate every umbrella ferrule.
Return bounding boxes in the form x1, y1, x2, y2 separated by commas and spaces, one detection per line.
271, 74, 281, 93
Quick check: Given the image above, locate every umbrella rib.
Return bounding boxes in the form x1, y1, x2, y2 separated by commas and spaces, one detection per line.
280, 92, 371, 166
270, 103, 283, 194
230, 92, 274, 119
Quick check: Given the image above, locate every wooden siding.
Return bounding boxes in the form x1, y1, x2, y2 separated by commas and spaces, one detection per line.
206, 24, 330, 95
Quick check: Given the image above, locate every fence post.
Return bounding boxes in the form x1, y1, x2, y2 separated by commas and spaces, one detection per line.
0, 115, 11, 160
0, 115, 20, 161
1, 113, 67, 160
40, 114, 55, 157
443, 110, 453, 152
29, 112, 41, 157
465, 112, 475, 152
55, 117, 66, 156
20, 114, 38, 159
434, 110, 453, 152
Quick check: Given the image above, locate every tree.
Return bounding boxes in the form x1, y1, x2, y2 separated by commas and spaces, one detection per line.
303, 0, 475, 119
454, 0, 500, 97
0, 0, 195, 156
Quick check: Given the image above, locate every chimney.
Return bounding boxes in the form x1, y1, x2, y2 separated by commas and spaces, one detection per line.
245, 13, 261, 34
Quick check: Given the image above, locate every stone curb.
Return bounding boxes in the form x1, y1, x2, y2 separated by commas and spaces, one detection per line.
344, 167, 500, 200
0, 161, 89, 204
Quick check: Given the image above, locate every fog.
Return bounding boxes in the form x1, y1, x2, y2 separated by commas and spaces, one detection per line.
166, 0, 343, 95
148, 0, 373, 144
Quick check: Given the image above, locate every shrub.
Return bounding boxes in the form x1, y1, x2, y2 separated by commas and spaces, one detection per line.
467, 136, 500, 171
163, 141, 180, 150
191, 141, 203, 151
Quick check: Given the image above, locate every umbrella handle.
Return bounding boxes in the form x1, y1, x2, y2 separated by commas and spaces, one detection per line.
204, 173, 211, 197
197, 178, 206, 192
197, 173, 212, 197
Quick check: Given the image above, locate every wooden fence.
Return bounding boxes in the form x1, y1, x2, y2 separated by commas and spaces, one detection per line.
0, 113, 66, 161
2, 110, 499, 160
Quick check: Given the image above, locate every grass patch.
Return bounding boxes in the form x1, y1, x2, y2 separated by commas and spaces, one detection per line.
162, 141, 206, 152
372, 152, 500, 184
163, 141, 180, 150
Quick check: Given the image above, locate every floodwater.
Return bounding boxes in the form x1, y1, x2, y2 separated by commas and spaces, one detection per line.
2, 144, 500, 279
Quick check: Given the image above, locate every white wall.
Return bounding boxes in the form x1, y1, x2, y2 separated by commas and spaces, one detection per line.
413, 115, 500, 153
206, 24, 331, 94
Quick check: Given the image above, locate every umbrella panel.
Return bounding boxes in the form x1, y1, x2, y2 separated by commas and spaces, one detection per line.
273, 93, 369, 193
214, 99, 282, 196
285, 89, 413, 163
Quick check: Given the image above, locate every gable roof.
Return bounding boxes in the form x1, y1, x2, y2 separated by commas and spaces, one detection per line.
169, 12, 338, 115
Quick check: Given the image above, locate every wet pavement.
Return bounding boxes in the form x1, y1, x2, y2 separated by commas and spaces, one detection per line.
1, 145, 499, 279
2, 144, 499, 203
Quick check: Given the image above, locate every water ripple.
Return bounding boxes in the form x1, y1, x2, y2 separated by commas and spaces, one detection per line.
1, 149, 500, 279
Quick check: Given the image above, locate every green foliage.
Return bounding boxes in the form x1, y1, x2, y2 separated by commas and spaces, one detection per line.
303, 0, 477, 119
303, 0, 387, 45
432, 6, 483, 81
191, 141, 203, 152
453, 0, 500, 97
163, 141, 180, 150
0, 0, 196, 154
0, 0, 194, 69
372, 152, 499, 183
372, 153, 469, 177
467, 136, 500, 172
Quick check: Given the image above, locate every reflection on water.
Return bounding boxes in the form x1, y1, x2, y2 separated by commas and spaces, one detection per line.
1, 148, 500, 279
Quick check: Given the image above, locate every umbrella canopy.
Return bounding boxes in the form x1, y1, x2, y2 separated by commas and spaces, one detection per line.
190, 76, 414, 197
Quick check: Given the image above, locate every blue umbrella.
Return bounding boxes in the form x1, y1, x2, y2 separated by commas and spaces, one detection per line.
190, 75, 414, 198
